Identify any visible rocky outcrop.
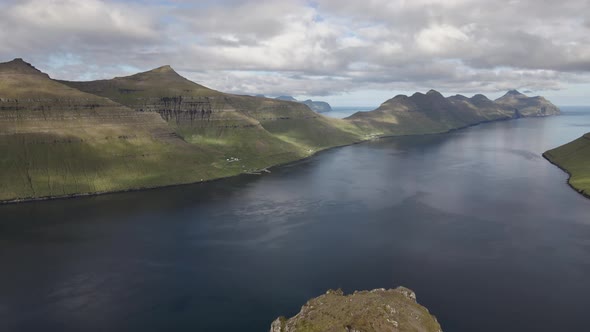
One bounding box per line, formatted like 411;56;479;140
270;287;442;332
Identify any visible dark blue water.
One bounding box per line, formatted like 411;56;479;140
1;107;589;332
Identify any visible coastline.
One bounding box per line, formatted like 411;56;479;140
0;114;555;205
542;153;590;200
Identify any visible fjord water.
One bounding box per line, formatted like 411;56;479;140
1;107;590;332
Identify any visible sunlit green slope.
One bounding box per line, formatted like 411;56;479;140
0;59;233;201
544;133;590;197
61;66;364;165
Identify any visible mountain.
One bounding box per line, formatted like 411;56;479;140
270;287;442;332
301;99;333;113
544;133;590;198
0;58;364;202
61;67;361;164
495;89;561;117
0;58;225;201
275;95;333;113
0;58;563;203
346;89;514;136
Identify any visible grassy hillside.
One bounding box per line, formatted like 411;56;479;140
544;133;590;197
1;59;365;202
61;67;364;164
0;59;238;201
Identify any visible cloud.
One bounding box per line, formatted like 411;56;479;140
0;0;589;100
415;24;470;55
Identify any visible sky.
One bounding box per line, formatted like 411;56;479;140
0;0;589;106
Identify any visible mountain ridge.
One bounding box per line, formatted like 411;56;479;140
0;58;562;203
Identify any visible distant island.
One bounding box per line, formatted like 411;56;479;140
0;58;560;203
270;287;442;332
275;95;334;113
544;133;590;198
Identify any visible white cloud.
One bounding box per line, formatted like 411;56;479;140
415;24;470;54
0;0;589;103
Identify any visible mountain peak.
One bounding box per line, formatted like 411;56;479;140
157;64;173;70
471;94;491;101
150;65;177;74
504;89;526;97
122;64;187;81
0;58;47;76
425;89;445;99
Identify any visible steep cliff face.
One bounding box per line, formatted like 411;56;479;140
495;90;561;117
270;287;442;332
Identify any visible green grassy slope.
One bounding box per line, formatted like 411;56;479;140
61;67;364;163
544;133;590;197
0;59;234;201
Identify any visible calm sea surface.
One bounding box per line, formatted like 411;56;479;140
1;107;589;332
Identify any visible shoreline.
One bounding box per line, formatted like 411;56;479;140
0;114;554;205
542;153;590;200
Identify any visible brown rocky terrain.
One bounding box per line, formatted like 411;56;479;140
270;287;442;332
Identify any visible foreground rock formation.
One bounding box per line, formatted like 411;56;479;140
544;133;590;198
270;287;442;332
